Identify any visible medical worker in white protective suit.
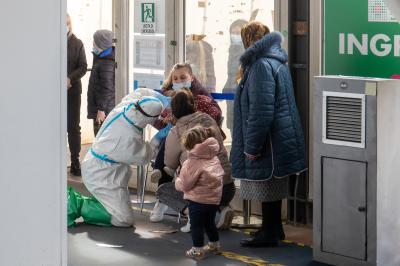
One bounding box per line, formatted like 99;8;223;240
69;88;170;227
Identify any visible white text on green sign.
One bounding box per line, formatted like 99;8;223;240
339;33;400;57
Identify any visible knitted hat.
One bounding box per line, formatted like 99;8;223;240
93;30;114;50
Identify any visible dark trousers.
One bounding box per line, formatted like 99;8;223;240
67;93;81;166
154;138;174;186
261;200;283;239
93;120;103;137
157;182;236;215
188;201;219;247
220;182;236;208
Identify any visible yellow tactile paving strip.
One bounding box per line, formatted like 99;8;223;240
131;205;315;266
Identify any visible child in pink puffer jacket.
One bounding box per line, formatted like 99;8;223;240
175;126;224;260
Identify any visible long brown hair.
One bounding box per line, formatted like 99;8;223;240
241;21;270;49
237;21;271;82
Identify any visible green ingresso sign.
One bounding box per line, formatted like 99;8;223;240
325;0;400;78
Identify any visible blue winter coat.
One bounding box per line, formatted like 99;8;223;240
230;32;306;181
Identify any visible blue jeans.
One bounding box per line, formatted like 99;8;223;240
188;200;219;247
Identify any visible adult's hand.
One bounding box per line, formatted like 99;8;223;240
96;110;106;124
67;77;72;89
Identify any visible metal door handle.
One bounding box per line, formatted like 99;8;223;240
358;207;366;212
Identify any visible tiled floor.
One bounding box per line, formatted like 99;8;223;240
67;144;319;265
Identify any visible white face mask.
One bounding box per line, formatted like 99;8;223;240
231;34;242;44
172;81;192;90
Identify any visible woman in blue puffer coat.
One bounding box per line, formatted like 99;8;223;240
231;22;306;247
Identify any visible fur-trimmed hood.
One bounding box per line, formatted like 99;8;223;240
240;32;287;69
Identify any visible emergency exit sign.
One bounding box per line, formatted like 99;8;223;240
325;0;400;78
141;3;156;34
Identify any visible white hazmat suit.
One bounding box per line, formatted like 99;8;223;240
81;88;164;227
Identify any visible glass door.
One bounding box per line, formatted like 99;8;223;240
132;0;170;91
67;0;113;144
131;0;177;142
184;0;275;144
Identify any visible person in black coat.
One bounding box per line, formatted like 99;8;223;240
67;14;87;176
87;29;116;136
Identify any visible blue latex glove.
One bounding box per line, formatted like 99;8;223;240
154;123;173;140
153;90;171;108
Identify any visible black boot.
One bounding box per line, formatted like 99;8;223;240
276;223;285;240
70;160;81;176
250;226;285;240
241;201;278;247
240;230;278;247
274;200;285;240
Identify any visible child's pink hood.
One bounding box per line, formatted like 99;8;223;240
175;137;224;205
189;137;220;159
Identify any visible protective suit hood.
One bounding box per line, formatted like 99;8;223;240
127;97;163;128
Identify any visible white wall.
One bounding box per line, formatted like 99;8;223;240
0;1;67;265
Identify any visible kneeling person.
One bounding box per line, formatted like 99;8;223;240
68;88;166;227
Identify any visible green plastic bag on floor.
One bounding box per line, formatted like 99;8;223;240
67;187;112;227
68;187;84;227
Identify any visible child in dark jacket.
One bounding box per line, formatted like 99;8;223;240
87;29;116;136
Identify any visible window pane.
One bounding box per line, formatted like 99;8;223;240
185;0;275;144
133;0;166;91
68;0;113;144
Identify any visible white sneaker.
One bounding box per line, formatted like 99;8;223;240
204;241;221;254
216;206;235;230
180;217;191;233
186;247;204;260
150;169;162;183
150;200;168;222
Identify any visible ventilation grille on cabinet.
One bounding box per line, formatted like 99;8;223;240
325;96;362;144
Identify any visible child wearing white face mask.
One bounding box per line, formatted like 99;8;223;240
87;29;116;136
163;63;210;95
149;63;223;224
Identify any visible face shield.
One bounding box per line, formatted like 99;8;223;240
134;97;163;128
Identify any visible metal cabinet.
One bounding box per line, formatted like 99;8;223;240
313;76;400;266
322;158;367;261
